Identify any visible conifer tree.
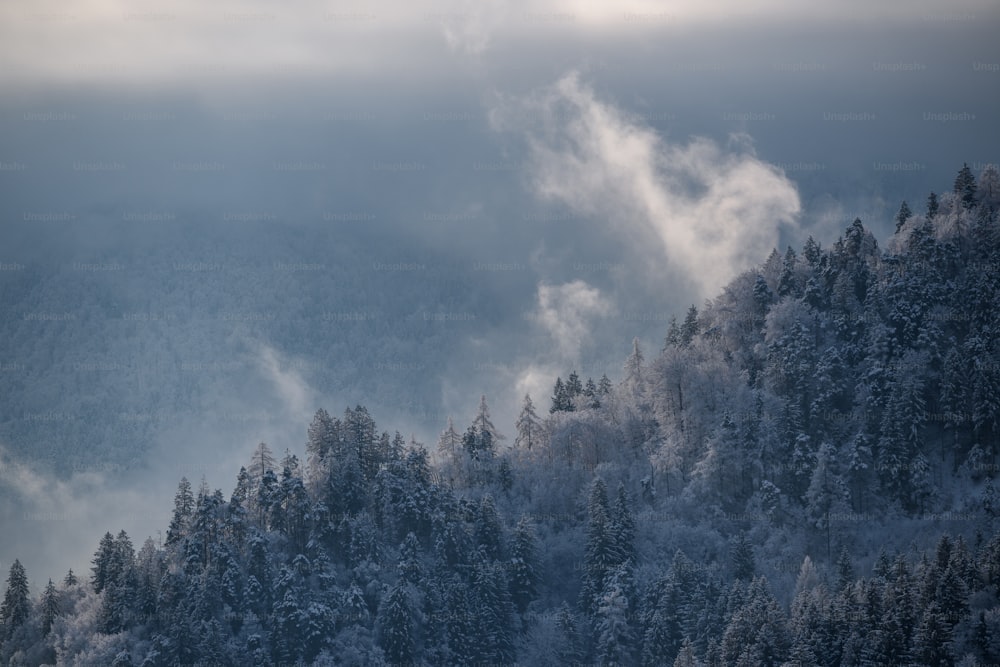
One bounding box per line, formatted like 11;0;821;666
894;200;913;233
0;559;30;641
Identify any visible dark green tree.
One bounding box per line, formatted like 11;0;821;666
0;560;30;641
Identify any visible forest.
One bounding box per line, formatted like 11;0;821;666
2;164;1000;666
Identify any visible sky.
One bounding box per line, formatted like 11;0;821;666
1;0;998;586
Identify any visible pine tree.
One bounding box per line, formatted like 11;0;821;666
894;200;913;233
583;377;601;409
673;637;701;667
913;602;952;666
613;483;637;566
955;162;978;209
554;602;582;664
835;546;854;593
509;516;539;616
595;563;637;665
550;377;574;413
472;549;516;664
731;532;755;581
778;246;799;297
91;531;117;593
566;371;584;400
927;191;939;220
665;315;681;348
165;477;194;546
624;337;645;389
475;494;503;560
515;394;542;451
598;374;613;396
680;306;700;346
804;442;846;560
0;559;30;641
38;579;61;637
63;569;77;587
581;478;616;616
305;408;337;490
380;584;413;665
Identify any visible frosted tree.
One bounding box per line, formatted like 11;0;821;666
472;394;505;443
680;306;700;347
730;532;755;581
305;408;337;491
0;560;30;641
894;200;913;233
250;441;277;482
673;638;701;667
39;578;60;636
581;478;616;617
927;191;939;219
624;337;644;392
595;563;637;665
514;394;542;451
437;416;461;459
955;162;978;209
379;583;414;665
508;515;539;616
804;441;847;559
979;163;1000;208
165;477;194;546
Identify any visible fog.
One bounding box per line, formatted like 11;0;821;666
1;0;998;588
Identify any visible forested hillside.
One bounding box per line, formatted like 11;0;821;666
2;164;1000;666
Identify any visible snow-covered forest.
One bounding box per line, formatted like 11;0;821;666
2;164;1000;666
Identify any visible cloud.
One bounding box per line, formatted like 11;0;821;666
255;343;314;423
4;0;993;85
491;72;802;296
533;279;612;360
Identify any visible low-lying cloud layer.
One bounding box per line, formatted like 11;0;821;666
492;72;802;296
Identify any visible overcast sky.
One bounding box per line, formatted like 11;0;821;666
1;0;998;584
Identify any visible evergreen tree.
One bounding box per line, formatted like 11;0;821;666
165;477;194;546
835;546;854;593
613;483;637;566
894;200;913;233
673;638;701;667
583;377;601;409
913;602;952;666
778;246;799;297
680;305;700;346
474;494;503;560
595;563;637;665
566;371;584;400
550;377;574;413
955;162;978;209
581;478;616;616
624;337;645;390
554;602;582;664
91;531;117;593
665;315;681;348
63;569;77;587
0;559;30;641
379;583;414;665
731;532;755;581
927;191;939;219
509;516;539;616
